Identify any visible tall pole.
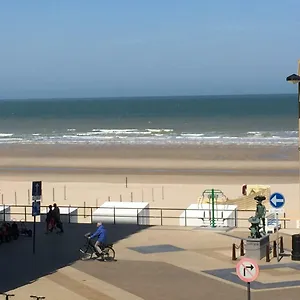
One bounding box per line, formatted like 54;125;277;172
298;60;300;219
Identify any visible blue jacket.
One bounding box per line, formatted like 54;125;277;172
90;225;107;243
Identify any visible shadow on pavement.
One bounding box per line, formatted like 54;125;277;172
0;222;150;292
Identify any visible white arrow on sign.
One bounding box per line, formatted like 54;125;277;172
270;194;284;207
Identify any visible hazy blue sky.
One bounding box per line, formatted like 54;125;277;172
1;0;300;99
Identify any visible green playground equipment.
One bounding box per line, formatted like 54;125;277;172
199;189;227;228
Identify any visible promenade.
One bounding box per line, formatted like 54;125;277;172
1;223;300;299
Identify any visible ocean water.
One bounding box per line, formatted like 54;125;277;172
0;94;297;146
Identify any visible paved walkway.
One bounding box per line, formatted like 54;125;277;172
3;226;300;299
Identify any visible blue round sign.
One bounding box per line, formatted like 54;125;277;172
269;192;285;209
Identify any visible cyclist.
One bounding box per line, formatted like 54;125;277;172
89;222;107;258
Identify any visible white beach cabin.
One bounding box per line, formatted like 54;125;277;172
92;201;150;225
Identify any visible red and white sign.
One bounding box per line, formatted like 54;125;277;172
236;258;259;283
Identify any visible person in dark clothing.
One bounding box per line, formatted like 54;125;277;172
46;205;54;233
89;222;107;257
53;203;64;233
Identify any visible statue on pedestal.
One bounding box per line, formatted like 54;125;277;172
248;195;267;238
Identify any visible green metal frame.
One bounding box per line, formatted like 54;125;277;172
201;189;226;228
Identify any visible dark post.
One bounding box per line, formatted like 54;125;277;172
113;207;116;225
283;212;286;229
25;206;27;222
33;215;36;254
160;209;163;226
247;282;251;300
240;240;245;256
273;240;277;258
136;208;139;225
232;244;237;260
84;201;86;218
184;209;187;226
266;244;270;262
279;236;284;253
131;192;133;202
125;177;128;188
90;207;93;223
68;206;71;223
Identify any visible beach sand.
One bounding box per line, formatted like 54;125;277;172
0;144;298;227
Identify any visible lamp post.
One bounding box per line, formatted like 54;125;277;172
286;60;300;224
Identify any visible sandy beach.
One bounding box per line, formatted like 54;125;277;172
0;144;298;227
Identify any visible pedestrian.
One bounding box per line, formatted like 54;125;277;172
45;205;55;234
53;203;64;233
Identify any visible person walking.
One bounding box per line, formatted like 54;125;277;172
53;203;64;233
45;205;55;233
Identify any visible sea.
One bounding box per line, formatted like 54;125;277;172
0;94;297;147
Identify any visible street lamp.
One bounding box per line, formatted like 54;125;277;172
286;60;300;225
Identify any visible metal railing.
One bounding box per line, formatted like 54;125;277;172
0;204;290;228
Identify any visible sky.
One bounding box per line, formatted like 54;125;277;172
0;0;300;99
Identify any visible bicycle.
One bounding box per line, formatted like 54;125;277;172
30;295;45;299
0;293;15;300
79;233;115;261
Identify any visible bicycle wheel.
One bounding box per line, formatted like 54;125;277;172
79;247;93;261
103;246;115;261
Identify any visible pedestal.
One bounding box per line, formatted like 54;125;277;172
245;235;270;260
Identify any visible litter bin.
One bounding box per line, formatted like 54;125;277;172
291;234;300;261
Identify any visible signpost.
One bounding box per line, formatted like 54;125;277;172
269;192;285;262
32;181;42;254
236;257;260;300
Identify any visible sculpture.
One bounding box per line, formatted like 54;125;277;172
248;195;266;238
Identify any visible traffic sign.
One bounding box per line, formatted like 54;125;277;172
32;200;41;216
236;258;259;283
32;181;42;197
269;192;285;209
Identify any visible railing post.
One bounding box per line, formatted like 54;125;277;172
160;209;163;226
240;240;245;256
83;201;86;218
273;240;277;258
235;209;237;227
232;244;237;260
137;209;139;225
184;209;187;226
25;206;27;222
283;212;286;229
113;207;116;225
280;236;284;254
68;205;71;224
90;207;92;223
266;244;270;262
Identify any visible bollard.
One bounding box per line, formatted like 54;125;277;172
232;243;237;260
240;240;245;256
279;236;284;253
64;185;67;200
52;187;55;202
273;240;277;258
108;196;111;202
266;244;270;262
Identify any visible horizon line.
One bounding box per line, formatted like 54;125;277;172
0;92;296;101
